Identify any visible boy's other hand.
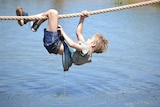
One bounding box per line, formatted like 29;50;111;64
81;10;90;18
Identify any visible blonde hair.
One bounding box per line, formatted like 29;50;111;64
93;33;108;53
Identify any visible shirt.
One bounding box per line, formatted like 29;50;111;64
71;42;92;65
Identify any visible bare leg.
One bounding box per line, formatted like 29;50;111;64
29;9;58;32
16;8;59;32
42;9;59;32
36;9;63;55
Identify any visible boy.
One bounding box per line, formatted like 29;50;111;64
16;7;108;71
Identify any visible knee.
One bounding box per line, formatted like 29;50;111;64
48;9;58;16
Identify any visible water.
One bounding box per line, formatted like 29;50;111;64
0;0;160;107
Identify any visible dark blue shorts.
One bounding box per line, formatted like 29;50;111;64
43;29;62;54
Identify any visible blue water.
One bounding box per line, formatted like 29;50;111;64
0;0;160;107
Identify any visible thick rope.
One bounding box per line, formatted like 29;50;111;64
0;0;160;20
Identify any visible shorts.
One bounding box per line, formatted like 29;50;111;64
43;29;62;54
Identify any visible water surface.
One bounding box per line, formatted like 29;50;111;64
0;0;160;107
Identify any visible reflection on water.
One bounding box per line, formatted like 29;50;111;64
0;0;160;107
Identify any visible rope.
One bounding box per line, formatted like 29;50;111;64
0;0;160;20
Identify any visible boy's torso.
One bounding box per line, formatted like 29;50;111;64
71;42;92;65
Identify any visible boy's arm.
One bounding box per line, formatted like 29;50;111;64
76;17;85;42
59;26;82;51
76;11;90;42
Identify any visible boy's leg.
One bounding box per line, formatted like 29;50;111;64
31;9;58;32
16;7;45;32
42;9;63;54
16;8;59;32
42;9;58;32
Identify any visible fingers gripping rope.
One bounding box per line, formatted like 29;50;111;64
0;0;160;20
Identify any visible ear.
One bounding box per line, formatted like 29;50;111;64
91;41;96;47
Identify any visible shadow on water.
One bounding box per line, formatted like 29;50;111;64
0;0;160;107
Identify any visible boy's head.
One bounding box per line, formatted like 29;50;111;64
88;33;108;53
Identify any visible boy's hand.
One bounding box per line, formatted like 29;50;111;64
57;25;65;41
81;10;90;18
